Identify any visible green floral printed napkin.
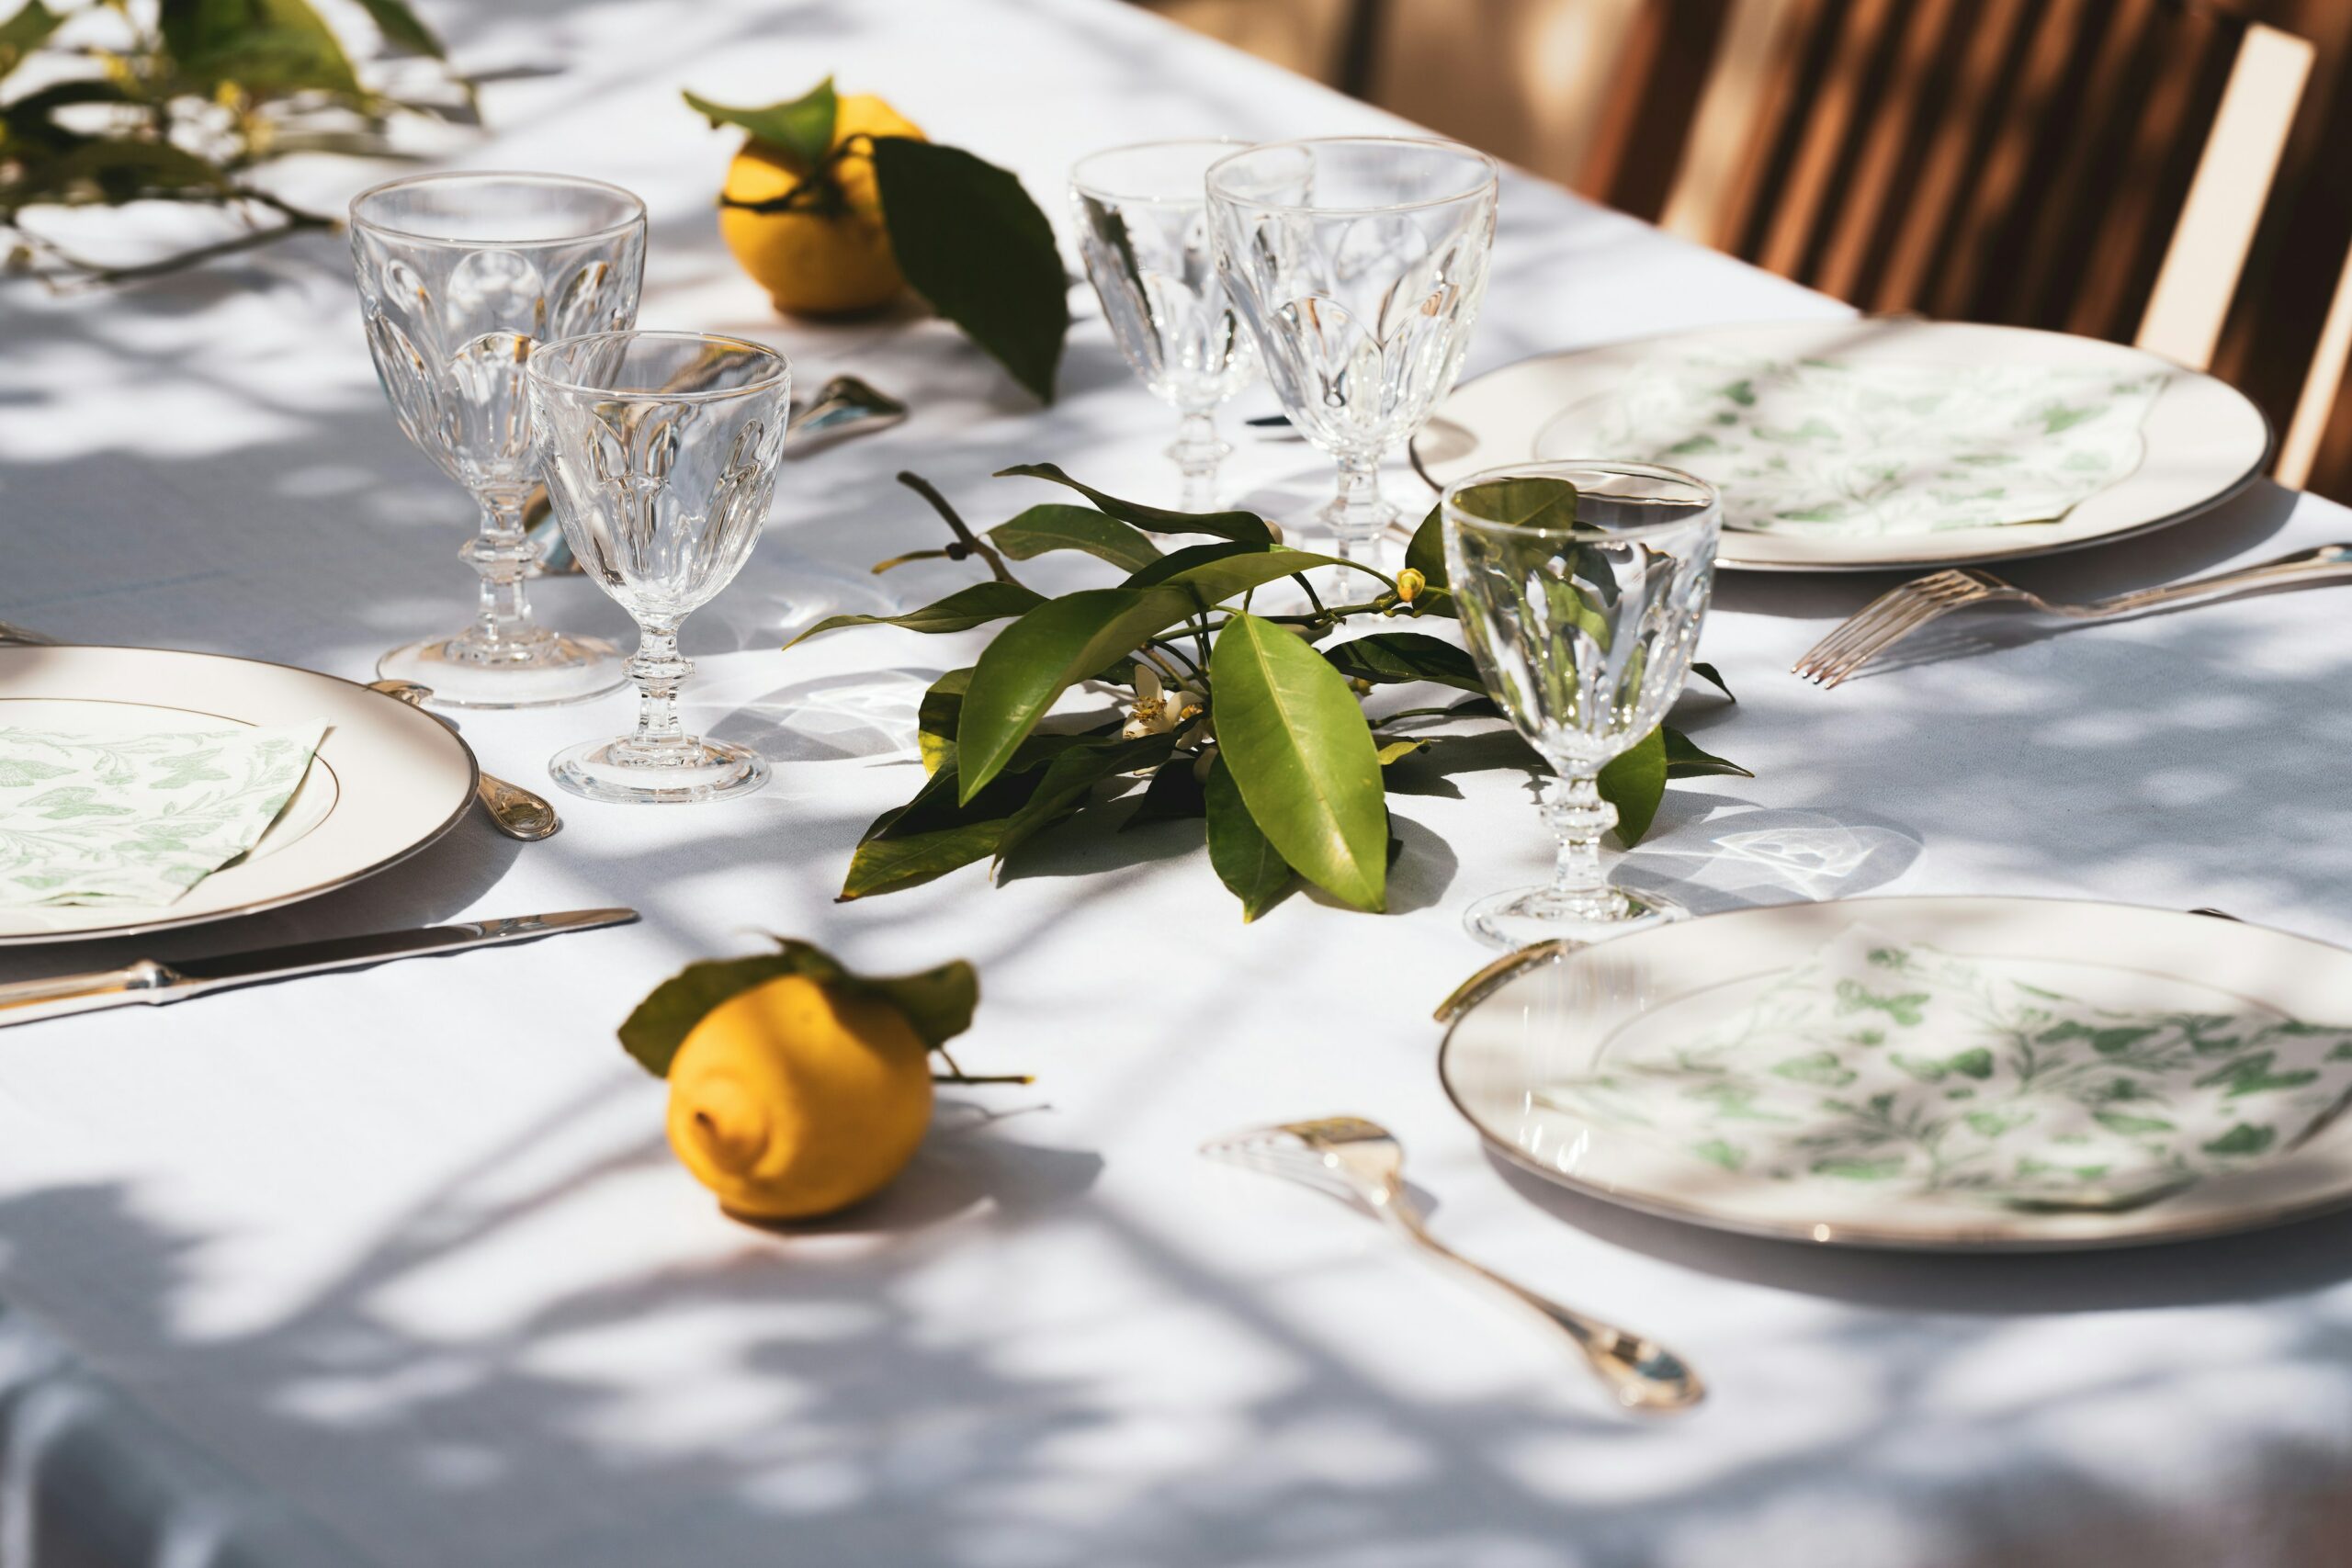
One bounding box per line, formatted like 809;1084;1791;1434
0;721;326;908
1542;927;2352;1209
1550;354;2167;536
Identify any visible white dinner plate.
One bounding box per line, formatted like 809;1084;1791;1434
1440;897;2352;1250
0;647;478;944
1410;320;2272;571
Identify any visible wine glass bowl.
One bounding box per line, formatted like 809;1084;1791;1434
349;171;646;707
526;331;793;806
1070;139;1258;511
1443;461;1721;949
1208;137;1498;551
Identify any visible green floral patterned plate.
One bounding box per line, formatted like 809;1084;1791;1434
1439;897;2352;1249
0;647;477;944
1412;320;2269;572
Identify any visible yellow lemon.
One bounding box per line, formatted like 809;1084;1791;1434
665;973;933;1219
718;94;925;317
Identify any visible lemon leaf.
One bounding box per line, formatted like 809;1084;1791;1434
684;76;836;169
619;937;978;1077
871;136;1068;401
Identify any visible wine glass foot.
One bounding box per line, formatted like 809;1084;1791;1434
1463;883;1685;951
378;631;624;708
548;735;769;806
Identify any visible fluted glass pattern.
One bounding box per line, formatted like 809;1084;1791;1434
1209;138;1497;547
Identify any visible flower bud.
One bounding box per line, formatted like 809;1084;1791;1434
1396;568;1425;603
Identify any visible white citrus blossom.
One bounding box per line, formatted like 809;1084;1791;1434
1122;662;1204;740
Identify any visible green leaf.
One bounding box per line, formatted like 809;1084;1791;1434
785;581;1045;649
1599;725;1668;847
989;504;1162;573
349;0;446;58
1122;540;1260;588
995;732;1174;867
842;821;1005;899
1208;612;1387;912
994;463;1273;546
684;78;836;169
1322;631;1486;694
1451;475;1580;528
1135;546;1360;605
917;667;970;774
0;0;61;81
29;138;231;207
1124;756;1206;829
1690;660;1736;702
1662;726;1752;780
956;586;1196;801
1404;502;1448;589
1374;738;1430;765
1204;754;1295;920
161;0;361;94
871;137;1068;402
617;936;978;1077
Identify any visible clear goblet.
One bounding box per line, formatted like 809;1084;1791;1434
1207;136;1498;556
1442;461;1721;950
526;332;792;806
349;171;646;707
1069;139;1258;511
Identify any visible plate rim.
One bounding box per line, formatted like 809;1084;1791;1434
0;644;480;945
1408;319;2277;574
1436;893;2352;1253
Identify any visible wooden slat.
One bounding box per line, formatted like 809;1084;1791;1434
2005;0;2158;327
2137;21;2314;367
2273;214;2352;487
1756;0;1899;278
1811;0;1961;302
1928;0;2095;321
1870;0;2032;311
1657;0;1815;248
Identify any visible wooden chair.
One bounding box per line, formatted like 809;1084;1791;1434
1648;0;2352;493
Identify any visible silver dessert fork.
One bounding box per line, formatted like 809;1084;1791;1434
1202;1116;1704;1413
1793;542;2352;688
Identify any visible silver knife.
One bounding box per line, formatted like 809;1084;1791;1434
0;908;638;1028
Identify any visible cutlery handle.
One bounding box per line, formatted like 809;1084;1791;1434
1378;1208;1702;1411
2086;544;2352;615
0;960;188;1027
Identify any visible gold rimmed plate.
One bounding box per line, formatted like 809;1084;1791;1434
0;647;478;945
1439;897;2352;1251
1411;320;2271;572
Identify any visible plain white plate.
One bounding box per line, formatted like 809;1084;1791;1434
0;647;478;944
1410;320;2272;571
1440;897;2352;1251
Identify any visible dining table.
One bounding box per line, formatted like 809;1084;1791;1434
5;0;2352;1564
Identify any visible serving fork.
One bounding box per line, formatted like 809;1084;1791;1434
1793;542;2352;687
1202;1116;1703;1413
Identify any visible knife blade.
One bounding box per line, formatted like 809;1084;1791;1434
0;908;638;1028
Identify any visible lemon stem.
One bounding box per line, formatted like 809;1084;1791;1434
897;471;1022;586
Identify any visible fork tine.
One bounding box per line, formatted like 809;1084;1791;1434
1815;587;1973;686
1792;579;1935;679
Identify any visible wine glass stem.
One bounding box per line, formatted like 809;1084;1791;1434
628;619;692;758
1333;451;1388;543
460;492;545;656
1169;410;1230;513
1544;770;1617;903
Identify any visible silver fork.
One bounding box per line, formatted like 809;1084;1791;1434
1793;542;2352;688
1202;1115;1704;1413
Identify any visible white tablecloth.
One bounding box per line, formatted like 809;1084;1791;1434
4;2;2351;1564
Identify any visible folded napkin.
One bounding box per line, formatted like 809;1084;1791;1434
1541;926;2352;1208
1549;352;2166;536
0;721;326;908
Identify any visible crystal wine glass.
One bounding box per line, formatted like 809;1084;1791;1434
1442;461;1721;950
526;332;792;805
1207;137;1498;555
1069;139;1258;511
349;171;646;707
